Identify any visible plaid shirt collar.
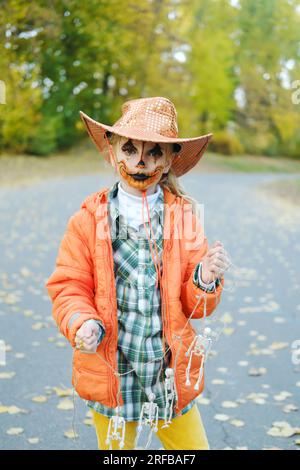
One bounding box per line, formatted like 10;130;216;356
107;180;164;226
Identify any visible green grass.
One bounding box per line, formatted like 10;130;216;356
205;153;300;173
257;177;300;207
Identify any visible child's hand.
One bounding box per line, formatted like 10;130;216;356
201;241;230;284
75;320;100;353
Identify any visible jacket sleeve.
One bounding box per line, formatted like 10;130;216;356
44;209;105;348
180;221;225;320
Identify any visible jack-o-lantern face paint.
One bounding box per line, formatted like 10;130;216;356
109;136;174;193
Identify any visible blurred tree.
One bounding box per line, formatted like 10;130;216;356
235;0;300;156
0;0;300;157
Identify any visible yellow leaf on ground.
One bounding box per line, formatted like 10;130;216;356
214;414;230;422
83;418;93;426
220;313;233;324
222;401;239;409
57;398;74;410
32;395;48;403
6;427;24;435
64;429;78;439
248;367;267;377
0;372;15;379
7;405;27;414
269;342;289;351
274;391;292;402
197;396;210;405
52;387;73;397
28;437;40;444
230;419;245;427
31;322;48;330
283;404;298;413
223;327;235;336
267;421;298;438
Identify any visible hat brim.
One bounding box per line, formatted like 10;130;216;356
79;110;213;177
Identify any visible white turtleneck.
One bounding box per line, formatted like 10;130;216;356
117;181;162;230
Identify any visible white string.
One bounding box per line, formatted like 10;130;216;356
70;252;242;448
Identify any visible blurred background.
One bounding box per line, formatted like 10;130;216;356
0;0;300;451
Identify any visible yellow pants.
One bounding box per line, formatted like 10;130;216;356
91;404;210;450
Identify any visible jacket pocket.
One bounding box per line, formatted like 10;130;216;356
72;366;109;403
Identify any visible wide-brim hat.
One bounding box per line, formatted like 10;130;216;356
79;96;213;177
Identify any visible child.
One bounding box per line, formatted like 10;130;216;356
45;97;229;450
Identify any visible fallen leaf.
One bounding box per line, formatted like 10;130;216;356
32;395;48;403
28;437;39;444
274;391;292;402
267;421;300;438
0;405;27;415
197;396;210;405
214;414;230;422
0;372;15;379
283;404;298;413
64;429;78;439
269;342;289;351
57;398;74;410
248;367;267;377
238;361;249;367
52;387;73;397
6;427;24;435
83;418;93;426
223;327;235;336
15;353;25;359
221;401;239;409
31;322;48;330
220;313;233;324
20;267;32;278
230;419;245;427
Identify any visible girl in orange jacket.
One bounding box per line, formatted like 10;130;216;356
45;97;229;450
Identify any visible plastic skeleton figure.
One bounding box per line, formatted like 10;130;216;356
185;327;213;391
105;406;126;449
134;392;159;449
162;368;177;429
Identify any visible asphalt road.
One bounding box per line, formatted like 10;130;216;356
0;171;299;450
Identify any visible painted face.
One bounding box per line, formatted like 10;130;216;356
109;136;174;192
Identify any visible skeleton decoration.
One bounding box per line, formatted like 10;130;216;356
105;406;126;450
134;392;159;449
162;367;177;429
185;327;213;391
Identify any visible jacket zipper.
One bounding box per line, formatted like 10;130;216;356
162;238;181;413
97;192;116;408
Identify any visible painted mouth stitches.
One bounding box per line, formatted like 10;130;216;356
118;161;164;185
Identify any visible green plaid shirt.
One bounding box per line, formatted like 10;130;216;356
85;181;196;421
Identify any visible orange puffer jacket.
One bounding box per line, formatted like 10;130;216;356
45;185;224;414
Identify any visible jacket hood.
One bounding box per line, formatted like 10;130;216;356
80;187;109;214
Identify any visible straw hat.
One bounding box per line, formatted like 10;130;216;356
79;96;213;177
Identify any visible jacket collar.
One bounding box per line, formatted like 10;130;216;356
107;181;164;226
